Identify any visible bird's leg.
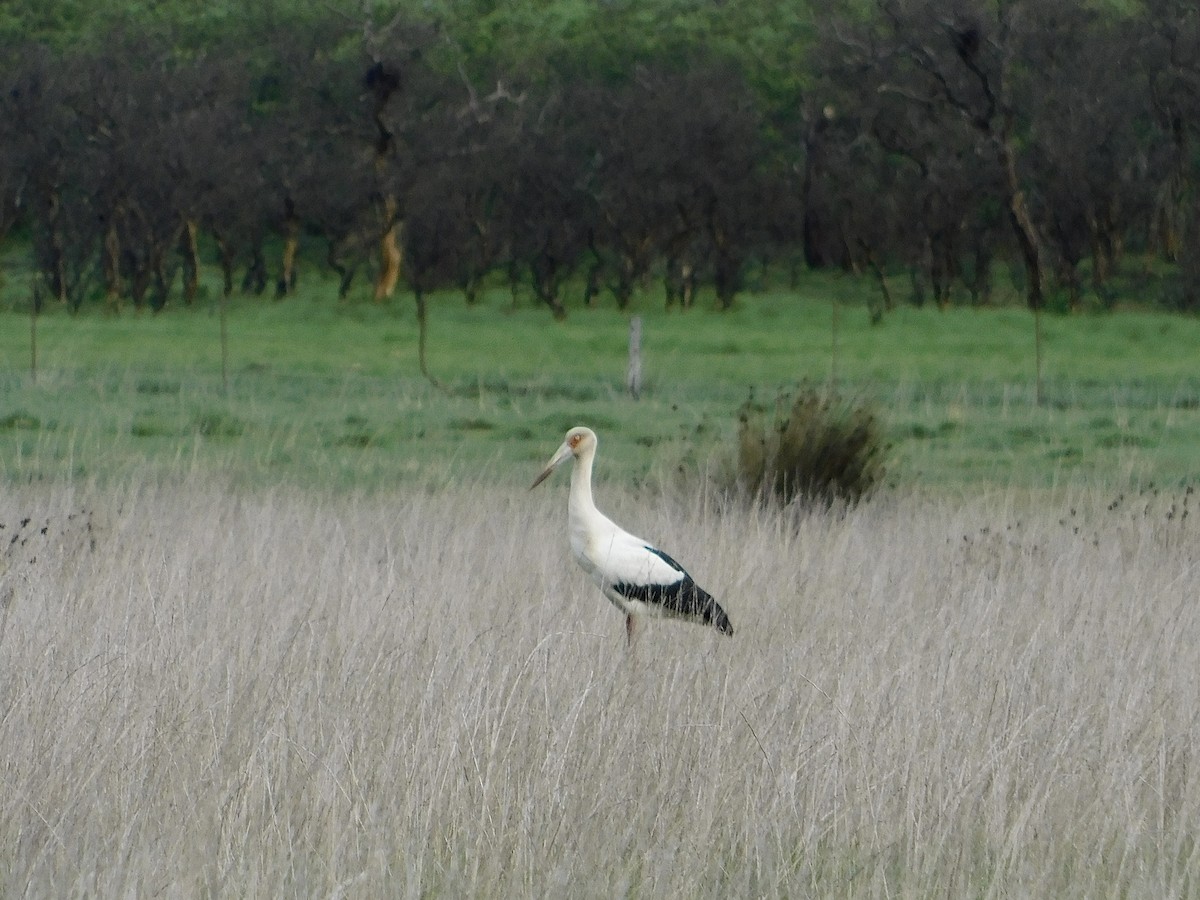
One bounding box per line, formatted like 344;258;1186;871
625;614;639;646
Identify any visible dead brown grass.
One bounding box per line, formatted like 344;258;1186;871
0;477;1197;897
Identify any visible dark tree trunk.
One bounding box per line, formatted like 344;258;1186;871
583;258;602;308
277;206;299;298
242;241;268;295
530;254;567;319
213;233;237;299
373;200;402;302
665;256;697;309
46;191;68;305
665;257;680;309
997;130;1046;311
715;256;740;310
180;219;200;305
614;254;638;310
967;242;993;306
103;219;122;313
858;239;892;324
327;237;358;300
130;254;151;311
460;271;480;306
149;252;172;311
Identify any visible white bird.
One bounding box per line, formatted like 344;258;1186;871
531;425;734;643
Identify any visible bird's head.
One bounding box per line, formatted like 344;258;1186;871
530;426;596;489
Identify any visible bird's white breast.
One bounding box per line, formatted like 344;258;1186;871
568;511;614;580
570;515;681;588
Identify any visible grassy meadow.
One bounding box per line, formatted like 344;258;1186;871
1;270;1200;492
2;270;1200;895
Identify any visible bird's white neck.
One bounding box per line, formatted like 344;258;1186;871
568;449;598;521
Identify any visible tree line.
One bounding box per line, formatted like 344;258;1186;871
0;0;1197;318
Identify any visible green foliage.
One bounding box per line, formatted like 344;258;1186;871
431;0;815;88
0;0;358;53
3;0;1197;319
736;386;885;507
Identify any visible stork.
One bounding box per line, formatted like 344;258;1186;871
531;426;734;643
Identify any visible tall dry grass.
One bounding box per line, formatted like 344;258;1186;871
1;475;1198;897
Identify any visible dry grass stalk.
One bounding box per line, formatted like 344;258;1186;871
0;478;1196;896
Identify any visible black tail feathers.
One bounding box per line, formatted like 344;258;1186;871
705;598;734;636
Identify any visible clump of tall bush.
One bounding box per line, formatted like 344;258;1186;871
735;386;885;507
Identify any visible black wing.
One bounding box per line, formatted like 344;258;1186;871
612;546;734;636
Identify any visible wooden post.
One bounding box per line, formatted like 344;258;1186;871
1034;304;1043;407
830;291;839;389
219;287;230;398
29;280;39;385
627;316;642;400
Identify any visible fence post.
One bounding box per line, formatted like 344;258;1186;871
627;316;642;400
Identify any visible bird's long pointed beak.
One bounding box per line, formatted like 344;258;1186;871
530;442;573;490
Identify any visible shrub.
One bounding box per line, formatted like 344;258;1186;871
735;386;885;507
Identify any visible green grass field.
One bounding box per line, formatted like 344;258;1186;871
2;269;1199;493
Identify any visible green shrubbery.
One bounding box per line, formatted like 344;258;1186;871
735;386;886;507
